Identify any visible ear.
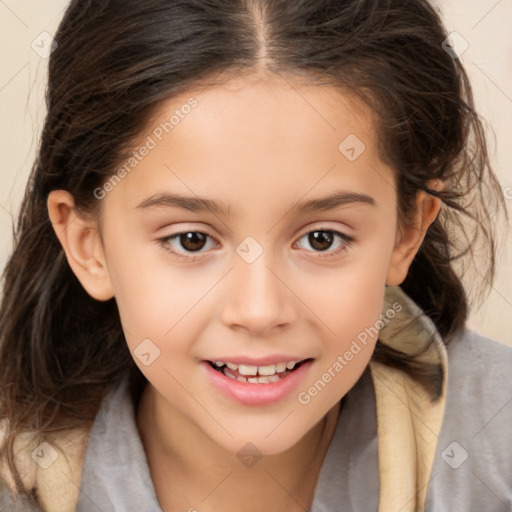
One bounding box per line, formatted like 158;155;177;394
47;190;114;301
386;184;442;286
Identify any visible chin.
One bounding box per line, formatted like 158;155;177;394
206;419;316;459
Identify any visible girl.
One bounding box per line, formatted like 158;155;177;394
1;0;511;511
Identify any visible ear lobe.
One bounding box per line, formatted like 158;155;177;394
47;190;114;301
386;190;442;286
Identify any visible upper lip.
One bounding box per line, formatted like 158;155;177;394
205;356;311;366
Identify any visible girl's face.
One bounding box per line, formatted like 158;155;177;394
94;73;422;454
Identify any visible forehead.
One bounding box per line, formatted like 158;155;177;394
156;72;377;154
108;73;394;210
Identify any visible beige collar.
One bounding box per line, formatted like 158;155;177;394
369;286;448;512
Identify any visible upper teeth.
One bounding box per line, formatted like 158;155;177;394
214;360;299;376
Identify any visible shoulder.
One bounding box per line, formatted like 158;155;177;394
0;416;94;511
0;419;37;495
0;378;129;509
427;333;512;508
443;328;512;417
443;329;512;465
446;328;512;388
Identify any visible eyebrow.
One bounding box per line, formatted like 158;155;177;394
136;193;231;216
290;190;376;214
135;190;376;215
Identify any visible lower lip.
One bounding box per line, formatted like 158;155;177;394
201;360;313;406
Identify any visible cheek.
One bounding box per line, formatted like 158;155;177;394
292;256;387;400
294;250;388;335
102;228;210;348
103;216;176;302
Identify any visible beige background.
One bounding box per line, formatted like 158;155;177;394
1;1;511;344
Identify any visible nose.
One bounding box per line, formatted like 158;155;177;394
220;251;298;336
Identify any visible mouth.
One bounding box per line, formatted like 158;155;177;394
206;358;312;384
202;357;314;406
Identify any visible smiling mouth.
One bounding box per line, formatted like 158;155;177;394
207;359;311;384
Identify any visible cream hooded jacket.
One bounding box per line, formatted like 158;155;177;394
0;286;502;511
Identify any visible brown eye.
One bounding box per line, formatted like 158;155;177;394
179;232;208;251
159;231;218;258
308;231;334;251
295;229;353;256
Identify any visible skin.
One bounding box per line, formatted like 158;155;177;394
48;70;441;511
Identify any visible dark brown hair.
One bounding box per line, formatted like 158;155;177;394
0;0;506;505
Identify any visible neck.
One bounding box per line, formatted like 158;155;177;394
136;382;341;512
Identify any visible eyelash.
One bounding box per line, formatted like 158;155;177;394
157;228;355;261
